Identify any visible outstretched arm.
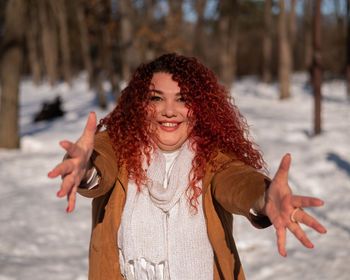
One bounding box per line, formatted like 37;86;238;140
48;112;97;212
263;154;327;257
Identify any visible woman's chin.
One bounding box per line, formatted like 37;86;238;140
154;139;185;151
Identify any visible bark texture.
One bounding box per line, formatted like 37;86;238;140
51;0;72;86
26;0;41;86
278;0;291;99
75;0;94;89
193;0;207;61
38;0;58;86
313;0;323;135
0;0;27;148
304;0;313;71
262;0;272;83
219;0;240;88
289;0;296;71
118;0;133;81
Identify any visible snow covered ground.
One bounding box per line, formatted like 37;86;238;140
0;73;349;280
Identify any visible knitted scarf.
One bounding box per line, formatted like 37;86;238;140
118;141;213;279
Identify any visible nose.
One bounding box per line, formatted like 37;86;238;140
162;100;176;118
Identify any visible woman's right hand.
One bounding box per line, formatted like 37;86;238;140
48;112;97;212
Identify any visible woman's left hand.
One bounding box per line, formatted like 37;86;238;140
264;154;327;257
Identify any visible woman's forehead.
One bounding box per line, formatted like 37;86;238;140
149;72;180;91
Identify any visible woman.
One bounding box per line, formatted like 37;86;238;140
48;53;326;280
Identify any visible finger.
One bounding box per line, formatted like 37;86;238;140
291;195;324;208
292;209;327;234
60;140;84;159
288;223;314;249
273;153;291;183
48;160;74;178
276;228;287;257
81;112;97;144
57;174;75;197
48;168;60;178
66;187;77;212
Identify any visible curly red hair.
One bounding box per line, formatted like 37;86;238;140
98;53;266;211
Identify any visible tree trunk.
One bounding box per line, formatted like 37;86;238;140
278;0;291;99
312;0;322;135
136;0;157;62
335;0;345;33
96;70;107;109
119;0;133;81
26;0;41;86
164;0;184;52
230;10;239;86
51;0;72;86
38;0;58;86
144;1;157;62
193;0;206;60
101;25;118;104
304;0;313;71
262;0;272;83
0;0;27;149
347;0;350;97
219;0;240;89
75;0;94;89
289;0;296;71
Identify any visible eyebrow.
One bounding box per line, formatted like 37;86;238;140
151;89;181;96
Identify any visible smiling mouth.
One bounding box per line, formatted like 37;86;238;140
159;122;180;127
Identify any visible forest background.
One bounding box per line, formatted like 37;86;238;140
0;0;349;148
0;1;350;279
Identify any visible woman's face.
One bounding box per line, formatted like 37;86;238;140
147;72;192;151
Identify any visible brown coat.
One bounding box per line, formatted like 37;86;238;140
78;131;271;280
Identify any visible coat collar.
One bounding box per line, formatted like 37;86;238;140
202;150;237;194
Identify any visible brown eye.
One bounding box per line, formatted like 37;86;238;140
150;96;162;101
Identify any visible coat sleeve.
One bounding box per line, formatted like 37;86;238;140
77;130;119;198
211;158;271;228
